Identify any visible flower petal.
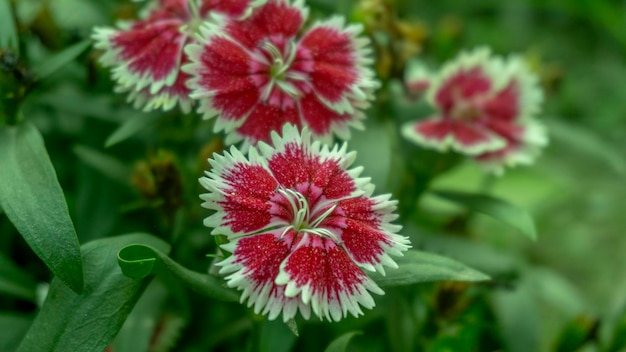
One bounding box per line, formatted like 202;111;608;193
95;18;187;92
299;92;362;142
476;119;548;174
185;35;260;127
402;117;506;155
200;148;278;236
200;0;267;18
222;0;306;50
296;18;376;113
233;103;301;147
264;128;357;201
219;230;310;321
483;80;519;122
323;195;409;274
275;234;383;322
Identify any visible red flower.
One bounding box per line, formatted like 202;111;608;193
402;48;547;173
93;0;264;113
184;0;378;147
200;125;409;322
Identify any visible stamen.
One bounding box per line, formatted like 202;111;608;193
309;203;337;228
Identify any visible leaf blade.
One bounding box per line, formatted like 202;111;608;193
0;123;84;293
432;189;537;240
118;244;239;302
33;40;91;80
0;0;18;53
324;331;362;352
16;233;170;352
370;250;490;287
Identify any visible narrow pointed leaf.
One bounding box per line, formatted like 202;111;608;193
0;122;84;293
324;331;362;352
73;144;131;185
118;244;239;302
33;40;91;80
370;250;490;287
432;190;537;240
0;0;18;52
0;253;38;301
16;233;169;352
105;112;159;148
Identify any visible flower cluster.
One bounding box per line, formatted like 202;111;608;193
92;0;264;113
94;0;378;147
402;48;547;173
200;125;410;322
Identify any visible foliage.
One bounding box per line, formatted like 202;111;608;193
1;0;625;351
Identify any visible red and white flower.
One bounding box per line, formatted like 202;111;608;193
184;0;378;147
402;47;547;173
200;124;409;322
93;0;265;113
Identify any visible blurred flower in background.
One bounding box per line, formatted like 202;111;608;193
92;0;265;113
402;47;547;174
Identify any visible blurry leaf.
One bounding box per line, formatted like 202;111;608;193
554;316;598;352
259;319;298;352
73;144;132;185
432;190;537;240
118;243;239;302
324;331;362;352
606;304;626;352
49;0;107;30
16;233;170;352
491;278;541;352
33;40;91;80
111;280;170;352
105;113;160;147
0;313;32;352
546;119;626;175
369;250;490;287
0;253;37;301
0;0;18;53
0;122;84;294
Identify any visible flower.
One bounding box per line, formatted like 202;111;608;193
92;0;264;113
200;124;410;322
184;0;378;148
402;47;547;173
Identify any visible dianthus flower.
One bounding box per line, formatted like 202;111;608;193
200;124;410;322
184;0;378;147
92;0;264;113
402;48;547;173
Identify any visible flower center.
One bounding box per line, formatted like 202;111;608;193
277;188;339;242
449;89;485;121
259;40;305;102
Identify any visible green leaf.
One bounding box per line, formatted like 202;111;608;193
32;40;91;80
73;144;132;185
324;331;362;352
111;280;171;352
259;319;298;352
432;190;537;241
369;250;490;287
118;244;239;302
0;253;38;301
0;0;18;53
546;119;626;175
105;112;159;148
0;313;32;352
0;122;84;293
16;233;170;352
